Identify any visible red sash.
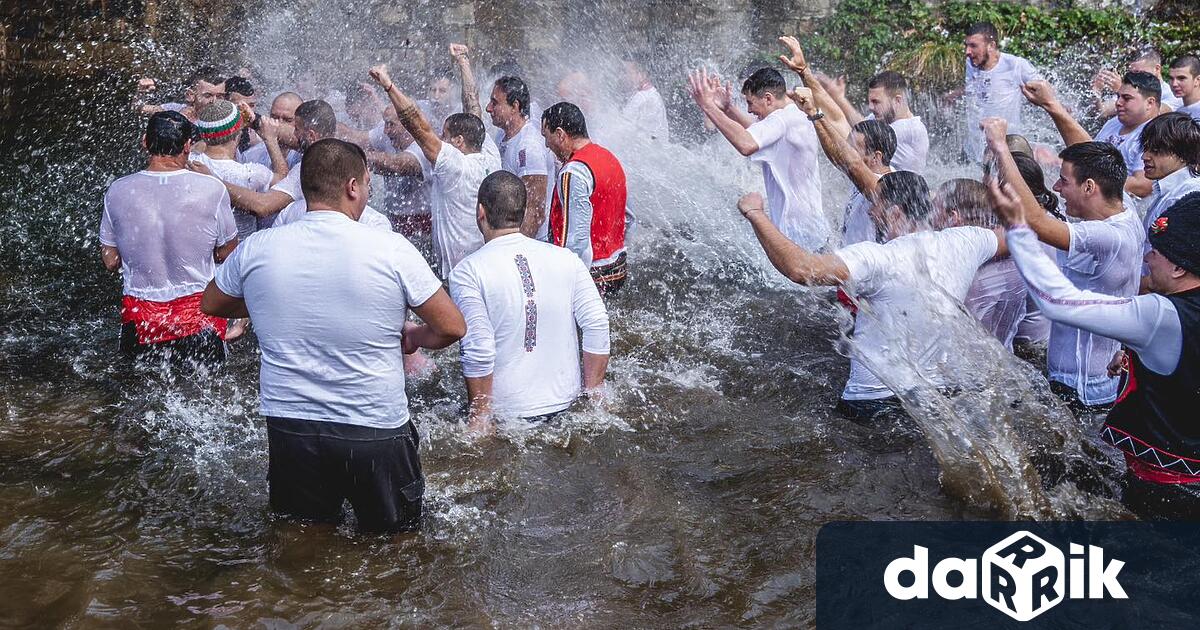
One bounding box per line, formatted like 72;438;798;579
121;293;227;345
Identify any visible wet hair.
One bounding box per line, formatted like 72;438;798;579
853;119;897;166
295;99;337;137
478;171;527;229
1012;152;1062;219
1005;134;1033;156
1134;49;1163;66
225;76;253;97
145;111;195;156
300;138;367;205
867;71;907;95
541;102;589;138
741;68;786;99
443;113;486;151
186;66;224;88
936;179;993;228
878;171;934;222
1170;55;1200;77
494;76;531;118
1140;112;1200;166
967;21;998;42
1123;71;1162;102
489;59;526;78
1058;141;1128;202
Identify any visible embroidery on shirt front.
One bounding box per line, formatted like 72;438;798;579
515;254;537;351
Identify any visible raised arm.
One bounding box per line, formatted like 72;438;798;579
370;64;443;164
818;73;866;126
449;44;481;119
789;87;879;198
1022;80;1092;147
688;67;760;156
366;150;422;177
738;193;849;286
778;36;851;139
981;117;1071;250
253;112;290;184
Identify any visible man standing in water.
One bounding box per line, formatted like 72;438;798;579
542;102;630;296
450;171;610;431
100;112;238;366
961;21;1042;163
764;89;1006;421
688;65;827;250
982;118;1142;412
621;55;670;142
990;180;1200;519
201;138;465;533
819;70;929;173
483;52;556;240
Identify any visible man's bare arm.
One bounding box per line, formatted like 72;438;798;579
1126;170;1154;198
520;174;548;237
1022;81;1091;146
688;68;759;156
450;44;482;119
739;193;849;286
367;150;423;177
790;88;878;198
371;65;443;164
778;36;851;138
981;117;1070;250
200;280;250;319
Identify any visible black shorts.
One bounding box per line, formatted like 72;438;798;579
265;416;425;533
119;322;226;368
836;396;908;424
591;252;628;297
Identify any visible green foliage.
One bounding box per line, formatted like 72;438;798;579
806;0;1197;91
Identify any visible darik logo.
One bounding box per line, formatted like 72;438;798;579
883;530;1128;622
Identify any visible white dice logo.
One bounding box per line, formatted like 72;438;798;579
982;531;1065;621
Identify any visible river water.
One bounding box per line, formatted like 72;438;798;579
0;54;1132;627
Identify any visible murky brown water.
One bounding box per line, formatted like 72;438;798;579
0;70;1127;628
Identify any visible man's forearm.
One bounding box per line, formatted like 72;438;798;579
1126;171;1153;198
265;137;289;182
520;177;547;237
745;210;842;286
829;89;865;126
1043;102;1092;146
367;150;421;176
988;136;1071;250
386;86;441;163
456;58;481;118
703;104;758;156
582;352;608;391
464;374;494;421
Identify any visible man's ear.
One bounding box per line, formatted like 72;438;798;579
141;134;149;151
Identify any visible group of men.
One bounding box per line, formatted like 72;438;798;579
101;25;1200;528
686;25;1200;517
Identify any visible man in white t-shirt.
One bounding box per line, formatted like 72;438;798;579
688;64;827;250
240;92;303;170
137;67;225;120
820;70;929;173
449;172;610;430
962;21;1042;163
190;100;289;240
201;138;466;533
621;56;670;142
983;118;1143;410
1138;113;1200;267
736;170;1005;422
483;53;556;239
1168;56;1200;121
100;111;238;367
370;63;500;278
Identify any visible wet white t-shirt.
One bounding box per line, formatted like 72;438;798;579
239;142;301;170
272;198;393;232
410;141;501;277
1178;102;1200;121
836;226;999;400
965;257;1028;350
888;116;930;173
1094;116;1148;175
495;121;556;239
449;233;610;418
621;86;670;141
99;170;238;301
190;152;273;240
747;103;828;250
964;53;1042;161
216;211;441;428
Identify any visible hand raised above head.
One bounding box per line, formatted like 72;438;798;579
368;64;392;89
787;87;817;116
814;72;846;97
257;115;279;141
449;43;469;59
737;192;766;218
979;116;1009;145
777;35;808;74
1020;80;1058;108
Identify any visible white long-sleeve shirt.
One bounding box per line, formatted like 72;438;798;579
1007;226;1182;374
449;233;610;418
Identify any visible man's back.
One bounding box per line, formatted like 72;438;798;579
100;169;235;301
450;233;609;418
215;211;442;427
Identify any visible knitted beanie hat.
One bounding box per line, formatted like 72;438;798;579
196;100;243;144
1149;191;1200;277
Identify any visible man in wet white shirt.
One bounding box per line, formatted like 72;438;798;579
621;55;670;142
1139;113;1200;264
961;21;1042;163
820;70;929;173
1092;50;1182;118
689;65;827;250
100;111;238;366
450;171;609;430
1168;56;1200;121
201;138;466;533
370;63;500;277
137;67;225;120
483;52;556;240
983;118;1143;411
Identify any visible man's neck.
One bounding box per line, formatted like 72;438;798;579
566;137;592;159
307;203;361;221
503;115;528;140
977;52;1001;72
483;227;521;243
203;142;238;161
1079;199;1125;221
1184;91;1200;107
146;154;188;172
1121;114;1152;134
893;103;914;120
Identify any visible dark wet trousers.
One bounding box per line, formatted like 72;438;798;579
1122;471;1200;521
836;396;908;424
592;252;628;298
1049;380;1113;417
119;322;226;369
265;417;425;534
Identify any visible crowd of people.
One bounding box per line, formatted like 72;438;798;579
101;25;1200;529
